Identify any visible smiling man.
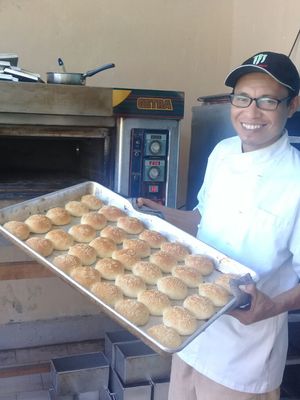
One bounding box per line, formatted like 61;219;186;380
138;51;300;399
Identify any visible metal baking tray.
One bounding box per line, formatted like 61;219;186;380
0;181;258;355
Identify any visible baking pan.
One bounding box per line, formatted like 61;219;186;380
0;181;258;355
151;378;170;400
114;341;171;384
104;330;140;368
109;369;152;400
50;352;109;395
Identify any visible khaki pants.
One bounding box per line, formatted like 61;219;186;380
168;354;280;400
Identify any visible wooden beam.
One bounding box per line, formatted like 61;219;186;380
0;261;55;280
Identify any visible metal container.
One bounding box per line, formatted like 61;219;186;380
0;181;258;355
50;352;109;396
151;378;170;400
114;341;171;385
110;369;152;400
104;330;140;368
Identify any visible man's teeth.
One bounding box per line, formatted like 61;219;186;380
242;123;262;130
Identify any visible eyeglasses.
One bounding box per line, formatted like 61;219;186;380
229;94;291;111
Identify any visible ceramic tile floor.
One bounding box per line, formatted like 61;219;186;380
0;339;104;399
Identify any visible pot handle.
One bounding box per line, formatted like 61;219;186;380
83;63;115;78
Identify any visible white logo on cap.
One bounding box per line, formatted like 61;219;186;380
253;54;267;65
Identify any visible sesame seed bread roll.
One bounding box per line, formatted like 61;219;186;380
46;207;71;226
70;266;101;289
183;294;215;320
160;242;190;261
132;261;162;285
138;229;167;249
80;194;103;210
112;248;140;270
90;281;123;307
157;276;188;300
25;214;52;234
114;299;150;326
172;266;203;288
184;254;215;276
45;229;74;251
3;221;30;240
25;237;53;257
89;237;117;258
68;243;97;265
115;274;146;298
214;273;240;294
53;254;82;274
147;324;182;349
123;238;150;258
95;258;124;280
163;306;197;336
65;201;89;217
81;212;107;230
100;225;127;244
68;224;96;243
198;282;230;307
137;289;170;316
98;205;125;221
149;251;177;273
117;216;144;234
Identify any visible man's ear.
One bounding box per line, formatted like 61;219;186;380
288;96;299;118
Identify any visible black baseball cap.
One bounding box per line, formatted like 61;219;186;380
225;51;300;94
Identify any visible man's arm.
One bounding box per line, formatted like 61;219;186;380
136;198;200;236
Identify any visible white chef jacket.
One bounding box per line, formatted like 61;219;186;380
179;131;300;393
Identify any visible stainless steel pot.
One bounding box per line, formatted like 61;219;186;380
47;63;115;85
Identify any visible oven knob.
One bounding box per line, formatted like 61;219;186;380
149;140;161;154
148;166;160;180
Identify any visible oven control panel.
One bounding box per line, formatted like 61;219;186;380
129;128;169;203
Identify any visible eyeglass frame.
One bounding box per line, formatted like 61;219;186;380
229;93;292;111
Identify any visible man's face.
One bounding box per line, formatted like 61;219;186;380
231;72;298;152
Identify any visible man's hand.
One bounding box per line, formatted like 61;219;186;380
229;284;278;325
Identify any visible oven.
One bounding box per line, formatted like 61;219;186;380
0;83;184;208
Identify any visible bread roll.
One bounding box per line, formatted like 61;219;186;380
70;266;101;288
81;194;103;210
117;216;144;234
157;276;188;300
147;324;182;348
112;248;140;270
95;258;124;280
198;282;230;307
45;229;74;250
25;214;52;234
183;294;215;320
98;205;125;221
123;238;150;258
214;273;240;294
138;229;167;248
65;201;89;217
115;274;146;298
137;289;170;316
184;254;215;276
163;306;197;336
89;237;117;258
172;266;203;288
52;254;82;274
46;207;71;226
68;243;97;265
81;212;107;230
25;237;53;257
132;261;162;285
149;251;177;273
90;281;123;306
100;225;127;244
160;242;190;261
3;221;30;240
114;299;150;326
68;224;96;243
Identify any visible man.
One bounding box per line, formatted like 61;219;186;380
138;51;300;399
